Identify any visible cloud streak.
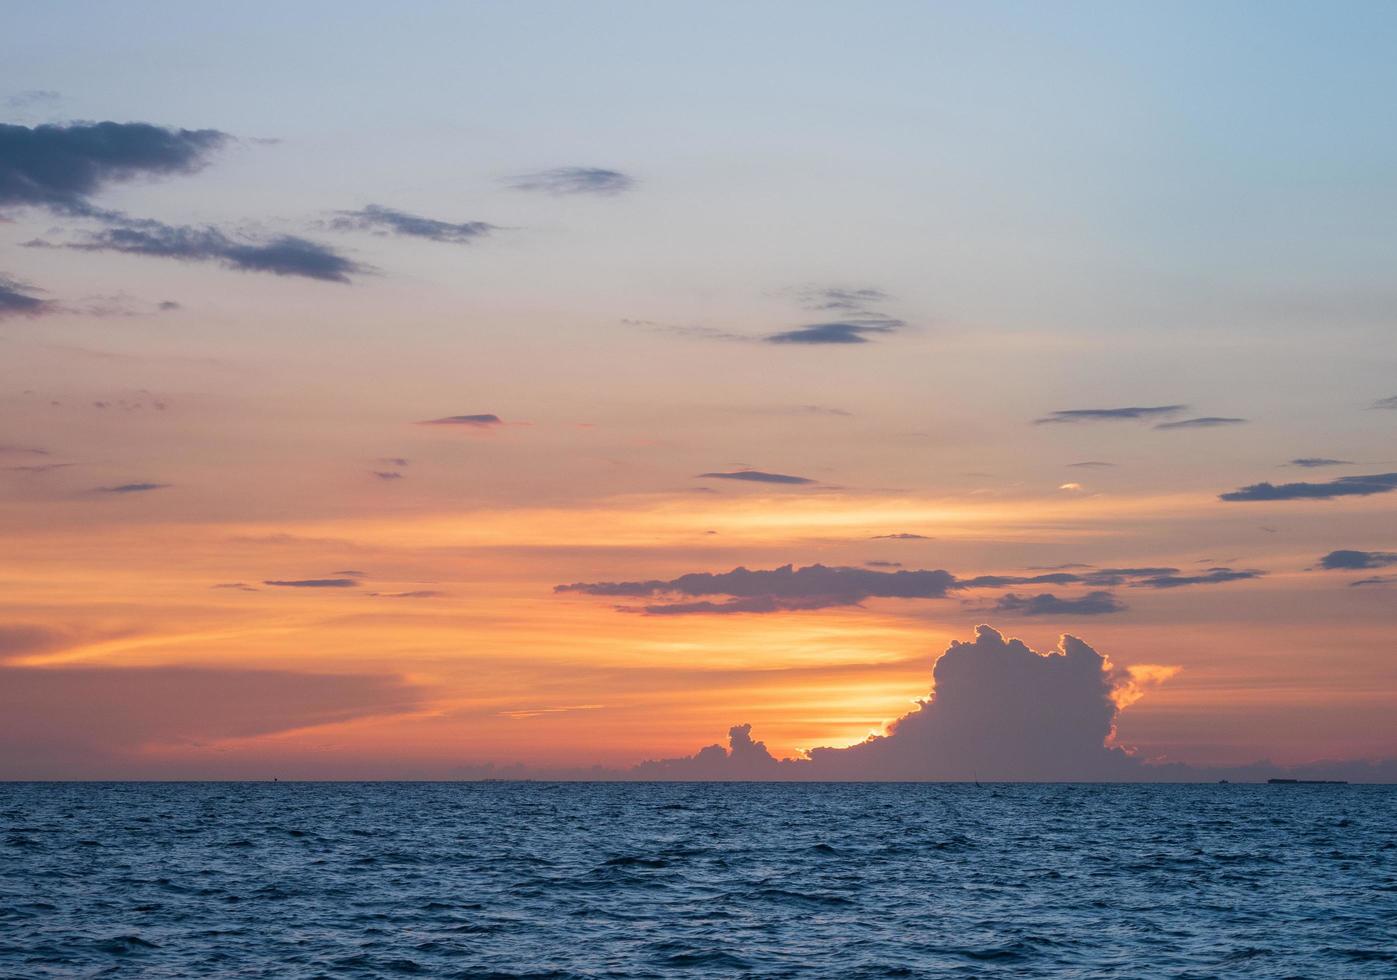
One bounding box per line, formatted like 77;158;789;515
1035;405;1185;424
330;204;496;244
1318;549;1397;570
1220;472;1397;501
1154;416;1247;430
695;469;815;485
505;167;635;196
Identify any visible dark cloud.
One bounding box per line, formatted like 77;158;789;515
1371;395;1397;410
93;482;168;494
0;121;227;213
0;274;52;319
1318;549;1397;570
262;578;358;588
504;166;635;196
636;626;1153;781
1290;458;1352;468
158;300;181;311
0;663;420;777
1154;416;1247;430
865;560;902;568
0;624;69;663
368;590;445;599
871;533;930;540
1220;472;1397;502
765;317;904;345
696;469;815;485
1035;405;1185;424
372;470;403;480
330;204;496;244
1128;568;1262;588
993;591;1125;616
50;220;364;283
416;414;503;427
560;561;1261;616
1068;461;1114;468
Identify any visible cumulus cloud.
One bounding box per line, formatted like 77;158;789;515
93;482;168;494
416;414;503;427
262;578;358;588
330;204;496;244
635;626;1158;781
1154;416;1247;430
992;591;1126;615
1289;458;1351;468
1220;472;1397;501
47;219;365;283
559;562;1261;616
696;469;815;485
0;121;228;213
505;166;635;196
0;274;52;319
1035;405;1185;424
1318;549;1397;570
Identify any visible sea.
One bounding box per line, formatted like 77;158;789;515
1;782;1393;978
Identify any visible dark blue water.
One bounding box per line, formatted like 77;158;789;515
2;783;1393;978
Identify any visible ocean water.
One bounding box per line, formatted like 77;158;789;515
1;783;1393;978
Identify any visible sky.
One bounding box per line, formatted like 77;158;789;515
1;1;1395;779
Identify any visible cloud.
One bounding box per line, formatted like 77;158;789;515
49;219;364;283
416;414;503;427
1220;472;1397;502
636;626;1159;781
560;562;1261;616
797;286;890;312
992;590;1126;616
0;663;420;777
504;166;635;196
212;582;259;592
1153;416;1247;430
4;462;74;474
1128;568;1262;588
0;121;228;213
696;469;815;485
368;590;445;599
865;560;902;568
93;482;168;494
1318;549;1397;570
1068;461;1114;468
0;625;69;663
378;457;409;467
4;90;61;110
1035;405;1185;424
372;470;403;480
1351;575;1397;587
871;533;931;540
765;317;904;345
330;204;496;244
262;578;358;588
0;274;53;319
1290;458;1352;468
1371;395;1397;410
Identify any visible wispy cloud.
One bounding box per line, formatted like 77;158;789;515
1154;416;1247;430
92;482;168;494
1035;405;1185;424
1289;458;1351;468
696;470;816;485
262;578;358;588
416;414;504;428
504;167;635;196
330;204;496;244
1371;395;1397;410
0;274;52;319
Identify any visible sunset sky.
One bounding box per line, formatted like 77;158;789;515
2;2;1394;779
